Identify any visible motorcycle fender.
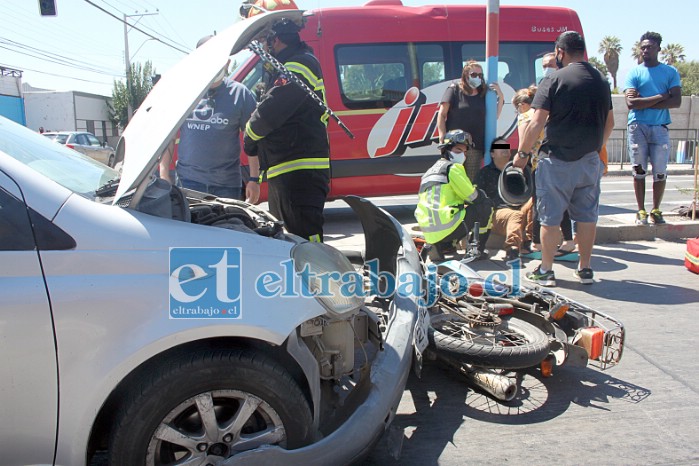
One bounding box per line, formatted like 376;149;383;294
560;342;589;368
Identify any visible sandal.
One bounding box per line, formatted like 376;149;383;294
554;248;579;262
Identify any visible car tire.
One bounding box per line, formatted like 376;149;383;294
108;348;313;465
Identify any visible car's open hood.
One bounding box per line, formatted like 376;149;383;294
113;9;304;207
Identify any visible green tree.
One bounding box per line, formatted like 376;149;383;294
661;43;686;66
598;36;622;90
588;57;609;77
111;61;155;129
631;41;643;64
675;61;699;96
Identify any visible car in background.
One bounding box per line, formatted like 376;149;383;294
43;130;116;167
0;10;424;466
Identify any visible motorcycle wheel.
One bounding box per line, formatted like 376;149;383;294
429;313;550;369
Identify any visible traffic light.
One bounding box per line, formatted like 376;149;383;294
38;0;57;16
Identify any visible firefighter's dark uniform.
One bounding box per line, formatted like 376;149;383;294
244;40;330;242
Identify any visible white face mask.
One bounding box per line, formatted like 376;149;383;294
543;67;555;78
450;151;466;165
468;76;482;88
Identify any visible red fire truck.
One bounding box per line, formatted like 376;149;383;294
233;0;584;199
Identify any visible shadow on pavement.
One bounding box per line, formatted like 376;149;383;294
362;361;650;465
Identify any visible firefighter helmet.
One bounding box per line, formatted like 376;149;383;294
240;0;299;18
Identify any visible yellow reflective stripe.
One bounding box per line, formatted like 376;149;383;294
309;234;322;243
245;121;263;141
267;158;330;178
686;251;699;265
285;62;323;89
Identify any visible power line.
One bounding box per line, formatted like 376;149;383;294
0;37;122;76
82;0;191;55
0;62;116;86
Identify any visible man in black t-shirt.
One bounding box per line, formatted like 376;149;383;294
514;31;614;286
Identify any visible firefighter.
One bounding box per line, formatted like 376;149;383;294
244;18;330;242
415;129;493;260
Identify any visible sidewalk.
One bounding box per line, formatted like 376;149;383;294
582;162;698;244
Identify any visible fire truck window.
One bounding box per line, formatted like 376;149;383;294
459;42;555;90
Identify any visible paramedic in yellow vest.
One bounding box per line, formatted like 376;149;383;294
415;130;494;260
244;18;329;242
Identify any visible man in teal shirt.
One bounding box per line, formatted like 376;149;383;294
624;31;682;225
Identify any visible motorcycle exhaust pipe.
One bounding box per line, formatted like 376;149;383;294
463;367;517;401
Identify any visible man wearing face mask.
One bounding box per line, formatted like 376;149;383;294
244;18;330;242
415;130;494;261
540;52;557;82
514;31;614;286
160;35;259;202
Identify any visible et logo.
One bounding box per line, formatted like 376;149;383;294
169;247;242;319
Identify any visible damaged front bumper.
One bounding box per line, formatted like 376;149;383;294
227;196;423;465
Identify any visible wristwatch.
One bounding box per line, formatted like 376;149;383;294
516;151;532;158
248;176;260;184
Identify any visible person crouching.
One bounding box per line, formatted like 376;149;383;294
415;129;494;261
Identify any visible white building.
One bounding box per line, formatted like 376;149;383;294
23;85;119;147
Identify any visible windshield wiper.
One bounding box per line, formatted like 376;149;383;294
95;178;121;197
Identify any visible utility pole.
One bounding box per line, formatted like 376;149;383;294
123;11;158;123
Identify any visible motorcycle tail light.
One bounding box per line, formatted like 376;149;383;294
550;303;569;320
494;304;514;316
540;354;555;377
577;327;604;360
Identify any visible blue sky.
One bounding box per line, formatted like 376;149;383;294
1;0;695;97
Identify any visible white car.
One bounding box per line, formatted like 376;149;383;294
0;11;424;466
42;131;116;167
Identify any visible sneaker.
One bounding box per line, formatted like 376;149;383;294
574;268;594;284
649;209;666;224
635;209;649;225
526;266;556;286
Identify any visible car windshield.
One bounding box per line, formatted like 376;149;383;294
0;118;119;198
53;134;69;144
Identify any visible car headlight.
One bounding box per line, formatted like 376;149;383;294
291;242;364;317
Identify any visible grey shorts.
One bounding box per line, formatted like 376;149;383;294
535;152;604;226
628;123;670;181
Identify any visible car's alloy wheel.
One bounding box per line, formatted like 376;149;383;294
108;349;313;465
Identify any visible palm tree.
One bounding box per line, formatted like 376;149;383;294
598;36;622;89
631;41;643;64
661;43;686;65
589;57;609;78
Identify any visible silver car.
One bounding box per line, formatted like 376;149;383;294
43;130;116;167
0;10;425;466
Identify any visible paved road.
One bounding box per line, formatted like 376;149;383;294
322;173;697;221
345;239;699;466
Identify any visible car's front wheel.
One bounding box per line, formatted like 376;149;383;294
108;349;313;465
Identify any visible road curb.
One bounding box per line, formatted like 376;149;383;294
595;220;699;243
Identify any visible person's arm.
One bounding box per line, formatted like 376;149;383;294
437;102;449;143
514;109;548;168
649;85;682;109
245;155;261;204
602;108;614;148
448;164;478;203
625;88;672;110
159;138;175;183
490;82;504;118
